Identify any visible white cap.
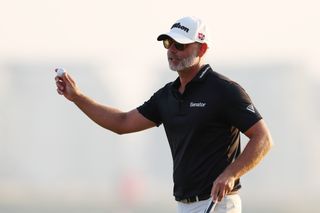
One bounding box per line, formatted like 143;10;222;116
157;16;209;46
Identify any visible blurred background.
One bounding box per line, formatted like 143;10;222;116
0;0;319;212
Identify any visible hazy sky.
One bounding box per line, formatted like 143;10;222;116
0;0;319;75
1;0;319;108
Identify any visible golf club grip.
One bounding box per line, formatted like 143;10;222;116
205;201;214;213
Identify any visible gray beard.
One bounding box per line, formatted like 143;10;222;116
168;51;198;72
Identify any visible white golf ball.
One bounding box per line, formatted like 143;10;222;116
56;68;66;77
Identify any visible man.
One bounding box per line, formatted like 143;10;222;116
55;16;272;213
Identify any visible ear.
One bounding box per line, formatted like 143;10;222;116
198;43;208;57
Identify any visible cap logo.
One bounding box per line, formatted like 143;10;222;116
198;33;205;40
171;22;189;33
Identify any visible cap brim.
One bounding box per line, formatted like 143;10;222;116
157;32;195;44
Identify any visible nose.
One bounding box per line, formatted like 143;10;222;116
168;43;178;53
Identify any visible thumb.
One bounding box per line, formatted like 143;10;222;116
63;72;76;87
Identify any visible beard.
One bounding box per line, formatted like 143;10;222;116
167;50;199;72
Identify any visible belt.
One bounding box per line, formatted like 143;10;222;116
176;191;238;204
176;194;211;204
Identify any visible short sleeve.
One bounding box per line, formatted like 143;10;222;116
224;82;262;132
137;92;163;127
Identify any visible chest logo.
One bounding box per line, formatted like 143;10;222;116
190;102;206;107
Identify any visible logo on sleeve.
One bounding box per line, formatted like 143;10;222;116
246;104;255;113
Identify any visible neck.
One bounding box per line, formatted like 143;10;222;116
177;61;205;93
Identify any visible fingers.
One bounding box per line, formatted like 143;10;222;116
57;88;64;95
54;69;80;102
55;76;66;94
65;73;75;85
58;71;76;89
211;176;235;202
211;183;223;202
54;68;72;93
212;186;226;202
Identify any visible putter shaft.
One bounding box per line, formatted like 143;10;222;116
204;201;215;213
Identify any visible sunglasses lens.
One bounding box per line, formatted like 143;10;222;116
174;43;185;51
163;39;186;51
163;39;172;49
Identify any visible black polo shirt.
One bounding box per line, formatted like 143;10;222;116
137;64;262;200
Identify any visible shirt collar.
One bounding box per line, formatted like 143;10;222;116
192;64;212;82
171;64;212;91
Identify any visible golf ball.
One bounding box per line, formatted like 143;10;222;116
55;68;66;77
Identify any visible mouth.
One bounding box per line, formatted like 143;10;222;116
168;54;179;62
168;57;179;65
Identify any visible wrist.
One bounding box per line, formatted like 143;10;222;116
71;90;84;103
222;167;238;180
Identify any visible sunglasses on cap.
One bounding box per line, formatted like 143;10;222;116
163;39;189;51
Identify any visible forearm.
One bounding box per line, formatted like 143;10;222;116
73;93;127;134
211;120;273;201
224;132;273;180
56;72;155;134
